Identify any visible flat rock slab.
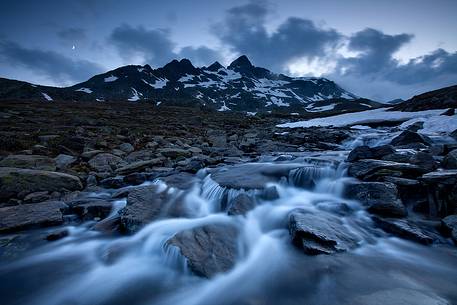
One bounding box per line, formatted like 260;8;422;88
210;163;305;190
115;158;164;175
372;217;437;244
348;159;425;180
167;224;239;278
420;170;457;185
0;167;83;200
0;201;68;233
289;210;359;255
0;154;56;171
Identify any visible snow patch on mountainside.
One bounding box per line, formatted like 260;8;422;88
41;92;53;101
75;87;93;94
128;88;142;101
104;75;118;82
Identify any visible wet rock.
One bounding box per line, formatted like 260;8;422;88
158;148;192;159
54;154;77;170
120;185;168;234
0;154;56;171
68;198;113;221
347;146;372;162
99;177;126;189
441;108;455;116
119;143;134;153
92;216;121;233
450;129;457;140
0;167;83;200
88;153;123;173
81;150;104;160
345;182;406;217
125;150;155;163
441;215;457;243
158;172;197;190
443;149;457;169
289;210;359;255
167;224;239;278
0;201;68;233
206;130;227;147
406;121;424;132
227;194;255;215
409;151;438;172
23;191;51;203
123;172;148;185
210;163;304;190
372;217;436;244
348;159;425;180
390;130;432;147
259;185;280;200
347;145;396;162
46;229;69;241
115;158;164;175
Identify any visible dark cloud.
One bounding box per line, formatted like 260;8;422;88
178;46;222;66
342;28;413;75
57;28;87;43
330;28;457;100
0;39;102;83
109;24;176;66
215;0;343;70
109;24;222;67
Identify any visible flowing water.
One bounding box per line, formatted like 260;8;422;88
1;129;457;305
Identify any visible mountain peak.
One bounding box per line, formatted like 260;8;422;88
207;61;224;71
162;58;198;76
228;55;253;69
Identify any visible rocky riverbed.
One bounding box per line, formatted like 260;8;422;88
1;101;457;305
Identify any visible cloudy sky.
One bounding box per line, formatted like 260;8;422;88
0;0;456;101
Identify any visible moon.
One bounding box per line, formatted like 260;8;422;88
72;45;76;50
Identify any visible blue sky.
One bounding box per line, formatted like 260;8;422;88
0;0;456;101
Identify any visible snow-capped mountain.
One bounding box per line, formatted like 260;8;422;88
0;55;380;113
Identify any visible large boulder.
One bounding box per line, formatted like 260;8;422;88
0;154;56;171
0;201;68;233
88;153;123;172
348;159;425;180
390;130;432;147
344;182;406;217
420;170;457;217
443;149;457;169
206;130;227;147
68;198;113;221
289;211;359;255
0;167;83;200
167;224;239;278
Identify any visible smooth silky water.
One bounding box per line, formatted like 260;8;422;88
1;130;457;305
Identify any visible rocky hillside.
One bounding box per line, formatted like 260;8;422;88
0;55;382;113
392;84;457;111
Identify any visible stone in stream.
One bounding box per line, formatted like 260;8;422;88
227;193;256;215
441;215;457;243
347;159;426;180
0;167;83;200
0;201;68;233
344;182;406;217
288;211;359;255
390;130;433;147
119;185;186;234
372;217;437;244
115;158;164;175
167;224;239;278
158;148;192;159
0;154;56;171
210;163;305;190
